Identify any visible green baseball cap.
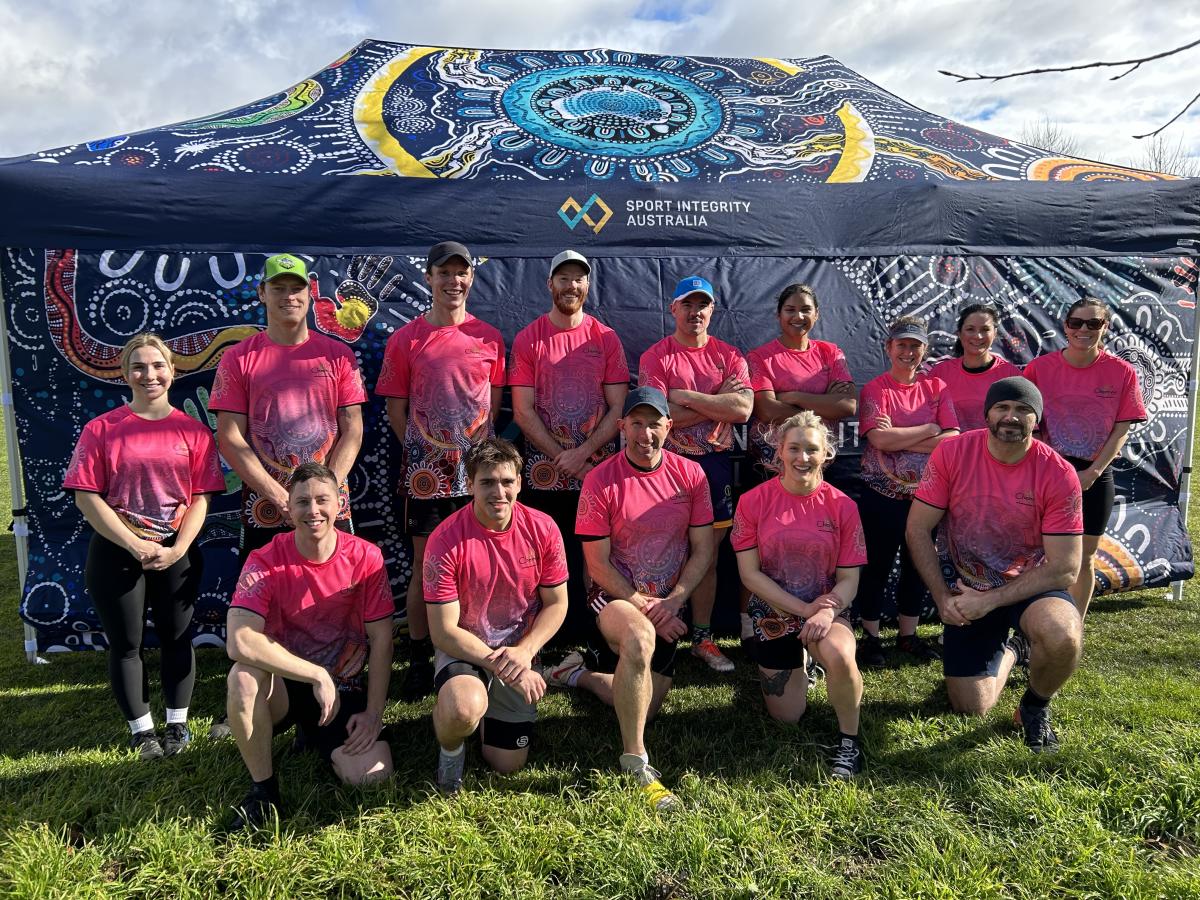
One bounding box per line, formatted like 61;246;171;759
262;253;309;283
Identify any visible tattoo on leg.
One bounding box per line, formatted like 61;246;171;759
759;669;792;697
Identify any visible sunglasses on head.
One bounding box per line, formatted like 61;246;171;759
1066;316;1106;331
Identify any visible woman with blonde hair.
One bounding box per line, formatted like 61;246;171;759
732;410;867;778
64;334;226;758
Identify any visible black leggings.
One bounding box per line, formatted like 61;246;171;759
855;489;928;623
86;533;202;721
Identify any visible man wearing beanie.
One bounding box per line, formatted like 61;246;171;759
905;377;1084;752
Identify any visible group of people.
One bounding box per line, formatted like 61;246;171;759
63;241;1146;829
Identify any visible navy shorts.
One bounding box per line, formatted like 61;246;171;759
275;678;368;762
942;589;1076;678
695;451;734;527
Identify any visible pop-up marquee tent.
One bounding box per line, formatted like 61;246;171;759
1;40;1197;657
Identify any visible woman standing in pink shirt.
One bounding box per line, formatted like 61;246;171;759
63;334;226;760
1023;298;1147;618
855;317;960;667
930;304;1022;432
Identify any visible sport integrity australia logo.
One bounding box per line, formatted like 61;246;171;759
558;194;613;234
558;193;753;234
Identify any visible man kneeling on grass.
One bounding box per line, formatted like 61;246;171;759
906;378;1084;752
225;463;394;830
424;438;569;794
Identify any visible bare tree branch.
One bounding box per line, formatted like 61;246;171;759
941;36;1200;140
938;36;1200;83
1133;87;1200;140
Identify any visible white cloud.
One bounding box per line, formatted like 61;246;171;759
1;0;1196;170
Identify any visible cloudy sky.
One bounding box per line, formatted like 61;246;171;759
1;0;1197;171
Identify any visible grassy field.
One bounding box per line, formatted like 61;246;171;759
0;427;1198;899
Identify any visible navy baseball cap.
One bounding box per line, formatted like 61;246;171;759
622;386;670;418
672;275;715;303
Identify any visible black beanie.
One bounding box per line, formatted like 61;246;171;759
984;376;1043;423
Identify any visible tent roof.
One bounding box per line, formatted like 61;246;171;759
2;40;1177;184
1;41;1196;257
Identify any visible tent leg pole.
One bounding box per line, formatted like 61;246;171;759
0;267;43;663
1171;291;1200;602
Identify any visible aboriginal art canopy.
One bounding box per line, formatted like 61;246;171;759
1;40;1197;650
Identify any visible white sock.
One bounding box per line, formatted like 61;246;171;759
440;743;465;757
740;613;754;639
128;713;154;735
619;751;650;772
165;707;188;725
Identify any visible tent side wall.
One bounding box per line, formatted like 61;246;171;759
2;174;1196;650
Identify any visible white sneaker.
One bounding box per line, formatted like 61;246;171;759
541;650;587;687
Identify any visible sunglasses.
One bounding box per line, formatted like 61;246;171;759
1066;317;1106;331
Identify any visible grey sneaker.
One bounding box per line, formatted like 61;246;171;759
130;729;164;761
436;747;466;795
541;650;587;688
623;758;680;813
805;651;825;682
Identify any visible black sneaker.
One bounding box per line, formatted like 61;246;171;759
162;723;191;757
830;736;864;779
1018;703;1060;753
401;659;435;702
1006;631;1031;669
896;633;941;662
856;633;885;669
208;715;233;740
229;787;283;832
130;729;164;761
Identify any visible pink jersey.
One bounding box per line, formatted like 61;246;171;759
638;335;750;455
859;373;959;499
1023;349;1146;461
376;314;505;499
746;337;853;459
576;450;713;597
929;356;1023;432
916;429;1083;591
231;531;393;688
509;313;629;491
732;478;866;599
210;330;366;524
423;502;568;648
64;406;226;541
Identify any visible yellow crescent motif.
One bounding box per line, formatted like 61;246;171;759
354;46;448;177
827;102;875;183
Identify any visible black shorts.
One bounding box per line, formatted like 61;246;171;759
586;587;678;678
275;678;368;762
695;451;734;527
432;656;536;751
1064;457;1115;537
942;589;1075;678
405;495;470;536
750;595;851;670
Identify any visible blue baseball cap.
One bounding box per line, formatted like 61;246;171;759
672;275;716;303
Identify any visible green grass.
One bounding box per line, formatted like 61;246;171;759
1;426;1199;898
